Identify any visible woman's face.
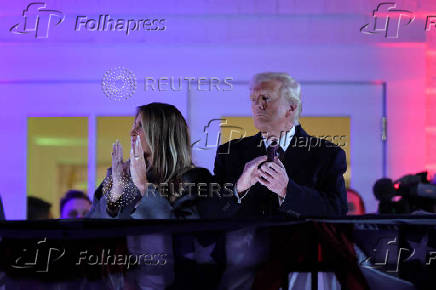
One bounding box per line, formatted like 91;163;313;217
130;114;152;165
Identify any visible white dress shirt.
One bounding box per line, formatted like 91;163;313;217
262;126;295;152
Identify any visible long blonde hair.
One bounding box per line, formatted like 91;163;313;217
136;103;193;185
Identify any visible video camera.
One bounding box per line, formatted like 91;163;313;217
373;172;436;214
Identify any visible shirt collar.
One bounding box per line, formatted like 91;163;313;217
262;126;295;152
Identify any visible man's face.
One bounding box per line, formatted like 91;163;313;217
250;80;296;135
60;198;91;219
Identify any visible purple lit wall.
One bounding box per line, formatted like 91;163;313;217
0;0;433;218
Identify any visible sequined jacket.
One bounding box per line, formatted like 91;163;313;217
87;162;214;220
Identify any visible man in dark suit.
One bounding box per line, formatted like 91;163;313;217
214;72;347;217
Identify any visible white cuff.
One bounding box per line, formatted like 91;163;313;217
233;184;249;204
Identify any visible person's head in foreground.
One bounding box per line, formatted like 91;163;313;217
250;72;302;137
27;196;52;220
60;190;91;219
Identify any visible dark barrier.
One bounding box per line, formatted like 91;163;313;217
0;216;435;289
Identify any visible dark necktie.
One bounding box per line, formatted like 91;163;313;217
264;142;286;212
267;140;285;163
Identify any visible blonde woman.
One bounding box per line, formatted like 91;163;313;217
88;102;214;290
89;102;212;219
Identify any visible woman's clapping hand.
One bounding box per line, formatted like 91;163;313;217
130;135;148;194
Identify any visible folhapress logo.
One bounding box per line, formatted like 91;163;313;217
10;2;65;39
10;2;167;39
360;2;415;38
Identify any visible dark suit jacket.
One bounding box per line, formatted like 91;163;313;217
214;125;347;217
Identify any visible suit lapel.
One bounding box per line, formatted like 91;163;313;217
245;132;266;160
283;125;311;176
